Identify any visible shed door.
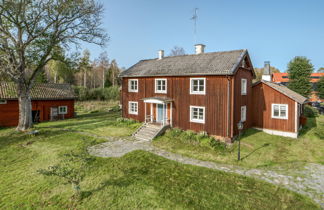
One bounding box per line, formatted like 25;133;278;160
50;107;58;120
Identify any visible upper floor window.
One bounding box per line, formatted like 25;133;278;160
0;99;7;104
190;106;205;123
190;78;206;95
155;79;167;93
241;106;246;122
128;101;138;115
272;104;288;119
241;78;247;95
58;106;68;114
128;79;138;92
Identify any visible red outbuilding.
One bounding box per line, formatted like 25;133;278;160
0;83;75;127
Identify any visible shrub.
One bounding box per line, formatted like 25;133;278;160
303;105;319;117
115;118;137;126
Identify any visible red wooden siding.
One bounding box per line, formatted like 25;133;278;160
232;67;254;136
252;83;296;132
121;75;232;138
0;100;74;127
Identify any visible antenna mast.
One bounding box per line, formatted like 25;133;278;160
191;8;198;44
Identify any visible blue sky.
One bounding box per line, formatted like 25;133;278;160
83;0;324;72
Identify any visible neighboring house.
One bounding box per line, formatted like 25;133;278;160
120;45;307;141
272;72;324;102
0;83;75;127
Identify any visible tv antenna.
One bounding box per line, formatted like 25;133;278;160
191;8;198;43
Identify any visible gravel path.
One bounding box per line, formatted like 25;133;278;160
88;137;324;208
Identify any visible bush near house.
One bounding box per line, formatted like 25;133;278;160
303;104;319;117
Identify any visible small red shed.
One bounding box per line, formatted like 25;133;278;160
0;83;75;127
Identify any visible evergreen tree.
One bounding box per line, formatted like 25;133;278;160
287;57;313;97
317;76;324;99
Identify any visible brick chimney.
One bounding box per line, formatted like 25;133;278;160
195;44;205;55
262;61;272;82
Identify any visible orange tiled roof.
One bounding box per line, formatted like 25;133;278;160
272;73;324;83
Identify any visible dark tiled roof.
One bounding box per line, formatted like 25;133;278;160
254;80;307;104
0;83;75;100
120;49;247;77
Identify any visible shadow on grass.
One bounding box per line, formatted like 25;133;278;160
299;117;317;137
241;143;270;161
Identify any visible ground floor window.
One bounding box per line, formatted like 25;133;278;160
0;99;7;104
272;104;288;119
190;106;205;123
58;106;68;114
129;101;138;115
241;106;246;122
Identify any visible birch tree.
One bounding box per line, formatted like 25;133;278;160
0;0;107;131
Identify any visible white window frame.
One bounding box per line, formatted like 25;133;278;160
128;101;138;115
190;105;205;124
190;78;206;95
155;78;167;93
241;78;247;95
241;106;246;122
128;79;138;92
58;106;68;114
0;99;7;104
271;104;288;119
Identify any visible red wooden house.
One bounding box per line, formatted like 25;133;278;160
0;83;75;127
120;45;307;142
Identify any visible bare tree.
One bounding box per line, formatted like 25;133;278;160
98;52;109;88
169;46;186;56
0;0;108;131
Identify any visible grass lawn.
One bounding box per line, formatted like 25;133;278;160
153;116;324;169
0;106;320;209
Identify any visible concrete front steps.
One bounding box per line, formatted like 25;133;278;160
133;123;169;141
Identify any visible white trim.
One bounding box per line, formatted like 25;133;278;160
271;104;288;119
190;78;206;95
254;127;298;138
58;106;68;114
190;105;205;124
241;78;247;95
143;99;166;104
150;103;153;122
241;105;246;122
155;78;167;94
0;99;7;104
295;102;298;133
128;101;138;115
128;79;138;92
170;102;173;127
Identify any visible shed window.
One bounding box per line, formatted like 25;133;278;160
190;106;205;123
0;99;7;104
272;104;288;119
241;79;247;95
129;101;138;115
58;106;68;114
241;106;246;122
128;79;138;92
155;79;167;93
190;78;206;94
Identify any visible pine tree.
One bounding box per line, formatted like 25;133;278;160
287;57;313;97
317;76;324;99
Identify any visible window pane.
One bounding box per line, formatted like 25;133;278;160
280;106;286;117
273;105;279;116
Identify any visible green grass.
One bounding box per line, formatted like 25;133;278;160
0;108;320;209
153;116;324;169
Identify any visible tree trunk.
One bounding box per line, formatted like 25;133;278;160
84;71;87;88
102;68;105;88
16;82;33;131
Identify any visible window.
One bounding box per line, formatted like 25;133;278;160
272;104;288;119
241;106;246;122
0;99;7;104
128;79;138;92
58;106;68;114
190;78;206;94
128;101;138;115
155;79;167;93
190;106;205;123
241;78;247;95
